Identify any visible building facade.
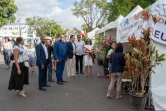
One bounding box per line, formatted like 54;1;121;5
0;23;36;38
66;28;80;40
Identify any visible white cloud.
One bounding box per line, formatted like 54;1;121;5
14;0;84;30
46;6;84;29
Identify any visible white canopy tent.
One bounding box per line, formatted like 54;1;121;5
116;5;143;43
96;15;124;35
96;22;113;35
87;28;99;44
95;15;124;43
149;0;166;110
104;15;124;31
116;5;143;52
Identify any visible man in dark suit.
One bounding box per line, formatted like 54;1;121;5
36;37;51;91
66;35;76;78
53;34;67;85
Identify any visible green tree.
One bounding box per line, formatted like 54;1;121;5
26;16;64;38
97;23;105;28
0;0;18;27
47;23;65;38
107;0;156;22
72;0;109;32
81;23;88;30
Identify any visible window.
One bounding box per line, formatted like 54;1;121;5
15;27;18;30
3;27;7;30
9;27;12;30
21;27;25;30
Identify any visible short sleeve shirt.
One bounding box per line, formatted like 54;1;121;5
13;45;24;63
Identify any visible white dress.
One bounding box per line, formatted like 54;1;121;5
84;45;93;66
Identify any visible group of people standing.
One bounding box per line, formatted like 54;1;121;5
5;34;94;97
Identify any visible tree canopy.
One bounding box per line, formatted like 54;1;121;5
107;0;156;22
26;16;65;38
72;0;109;32
0;0;18;27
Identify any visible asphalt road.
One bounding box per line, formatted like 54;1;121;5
0;54;137;111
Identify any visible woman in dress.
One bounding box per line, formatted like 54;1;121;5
1;37;12;69
84;38;95;77
8;37;29;97
106;43;125;99
28;43;36;75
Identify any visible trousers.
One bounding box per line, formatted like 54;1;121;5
48;59;53;79
67;55;76;77
38;63;48;88
108;73;122;95
75;55;84;73
56;60;65;82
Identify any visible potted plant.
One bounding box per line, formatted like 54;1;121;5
125;28;165;110
94;35;106;65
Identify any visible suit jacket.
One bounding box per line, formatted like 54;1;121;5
35;43;47;66
66;41;76;59
53;40;67;62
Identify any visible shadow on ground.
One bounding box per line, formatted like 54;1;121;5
0;61;138;111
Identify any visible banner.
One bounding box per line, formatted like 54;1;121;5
117;10;150;43
117;3;166;46
150;3;166;45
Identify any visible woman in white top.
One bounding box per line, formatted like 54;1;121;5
28;43;36;75
8;37;29;97
84;38;95;77
1;37;13;69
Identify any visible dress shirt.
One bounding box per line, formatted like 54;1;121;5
72;41;76;53
75;40;84;55
41;43;48;59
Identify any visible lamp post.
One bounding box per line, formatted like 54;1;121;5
17;18;21;37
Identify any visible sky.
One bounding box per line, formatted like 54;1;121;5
15;0;111;30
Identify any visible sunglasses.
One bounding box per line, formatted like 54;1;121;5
87;41;90;42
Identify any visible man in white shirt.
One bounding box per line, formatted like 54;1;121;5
66;35;77;78
75;35;85;74
36;37;51;91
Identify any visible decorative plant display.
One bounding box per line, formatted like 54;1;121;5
94;35;107;61
124;10;166;97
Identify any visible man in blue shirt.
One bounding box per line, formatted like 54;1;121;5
53;34;67;85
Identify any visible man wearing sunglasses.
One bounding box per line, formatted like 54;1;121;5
74;35;85;74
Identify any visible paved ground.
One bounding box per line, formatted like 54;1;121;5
0;54;137;111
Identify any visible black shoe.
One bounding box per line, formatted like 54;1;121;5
39;87;47;91
80;72;84;74
76;72;79;74
61;80;67;83
57;81;64;85
43;84;51;87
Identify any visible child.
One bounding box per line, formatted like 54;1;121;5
28;43;36;75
